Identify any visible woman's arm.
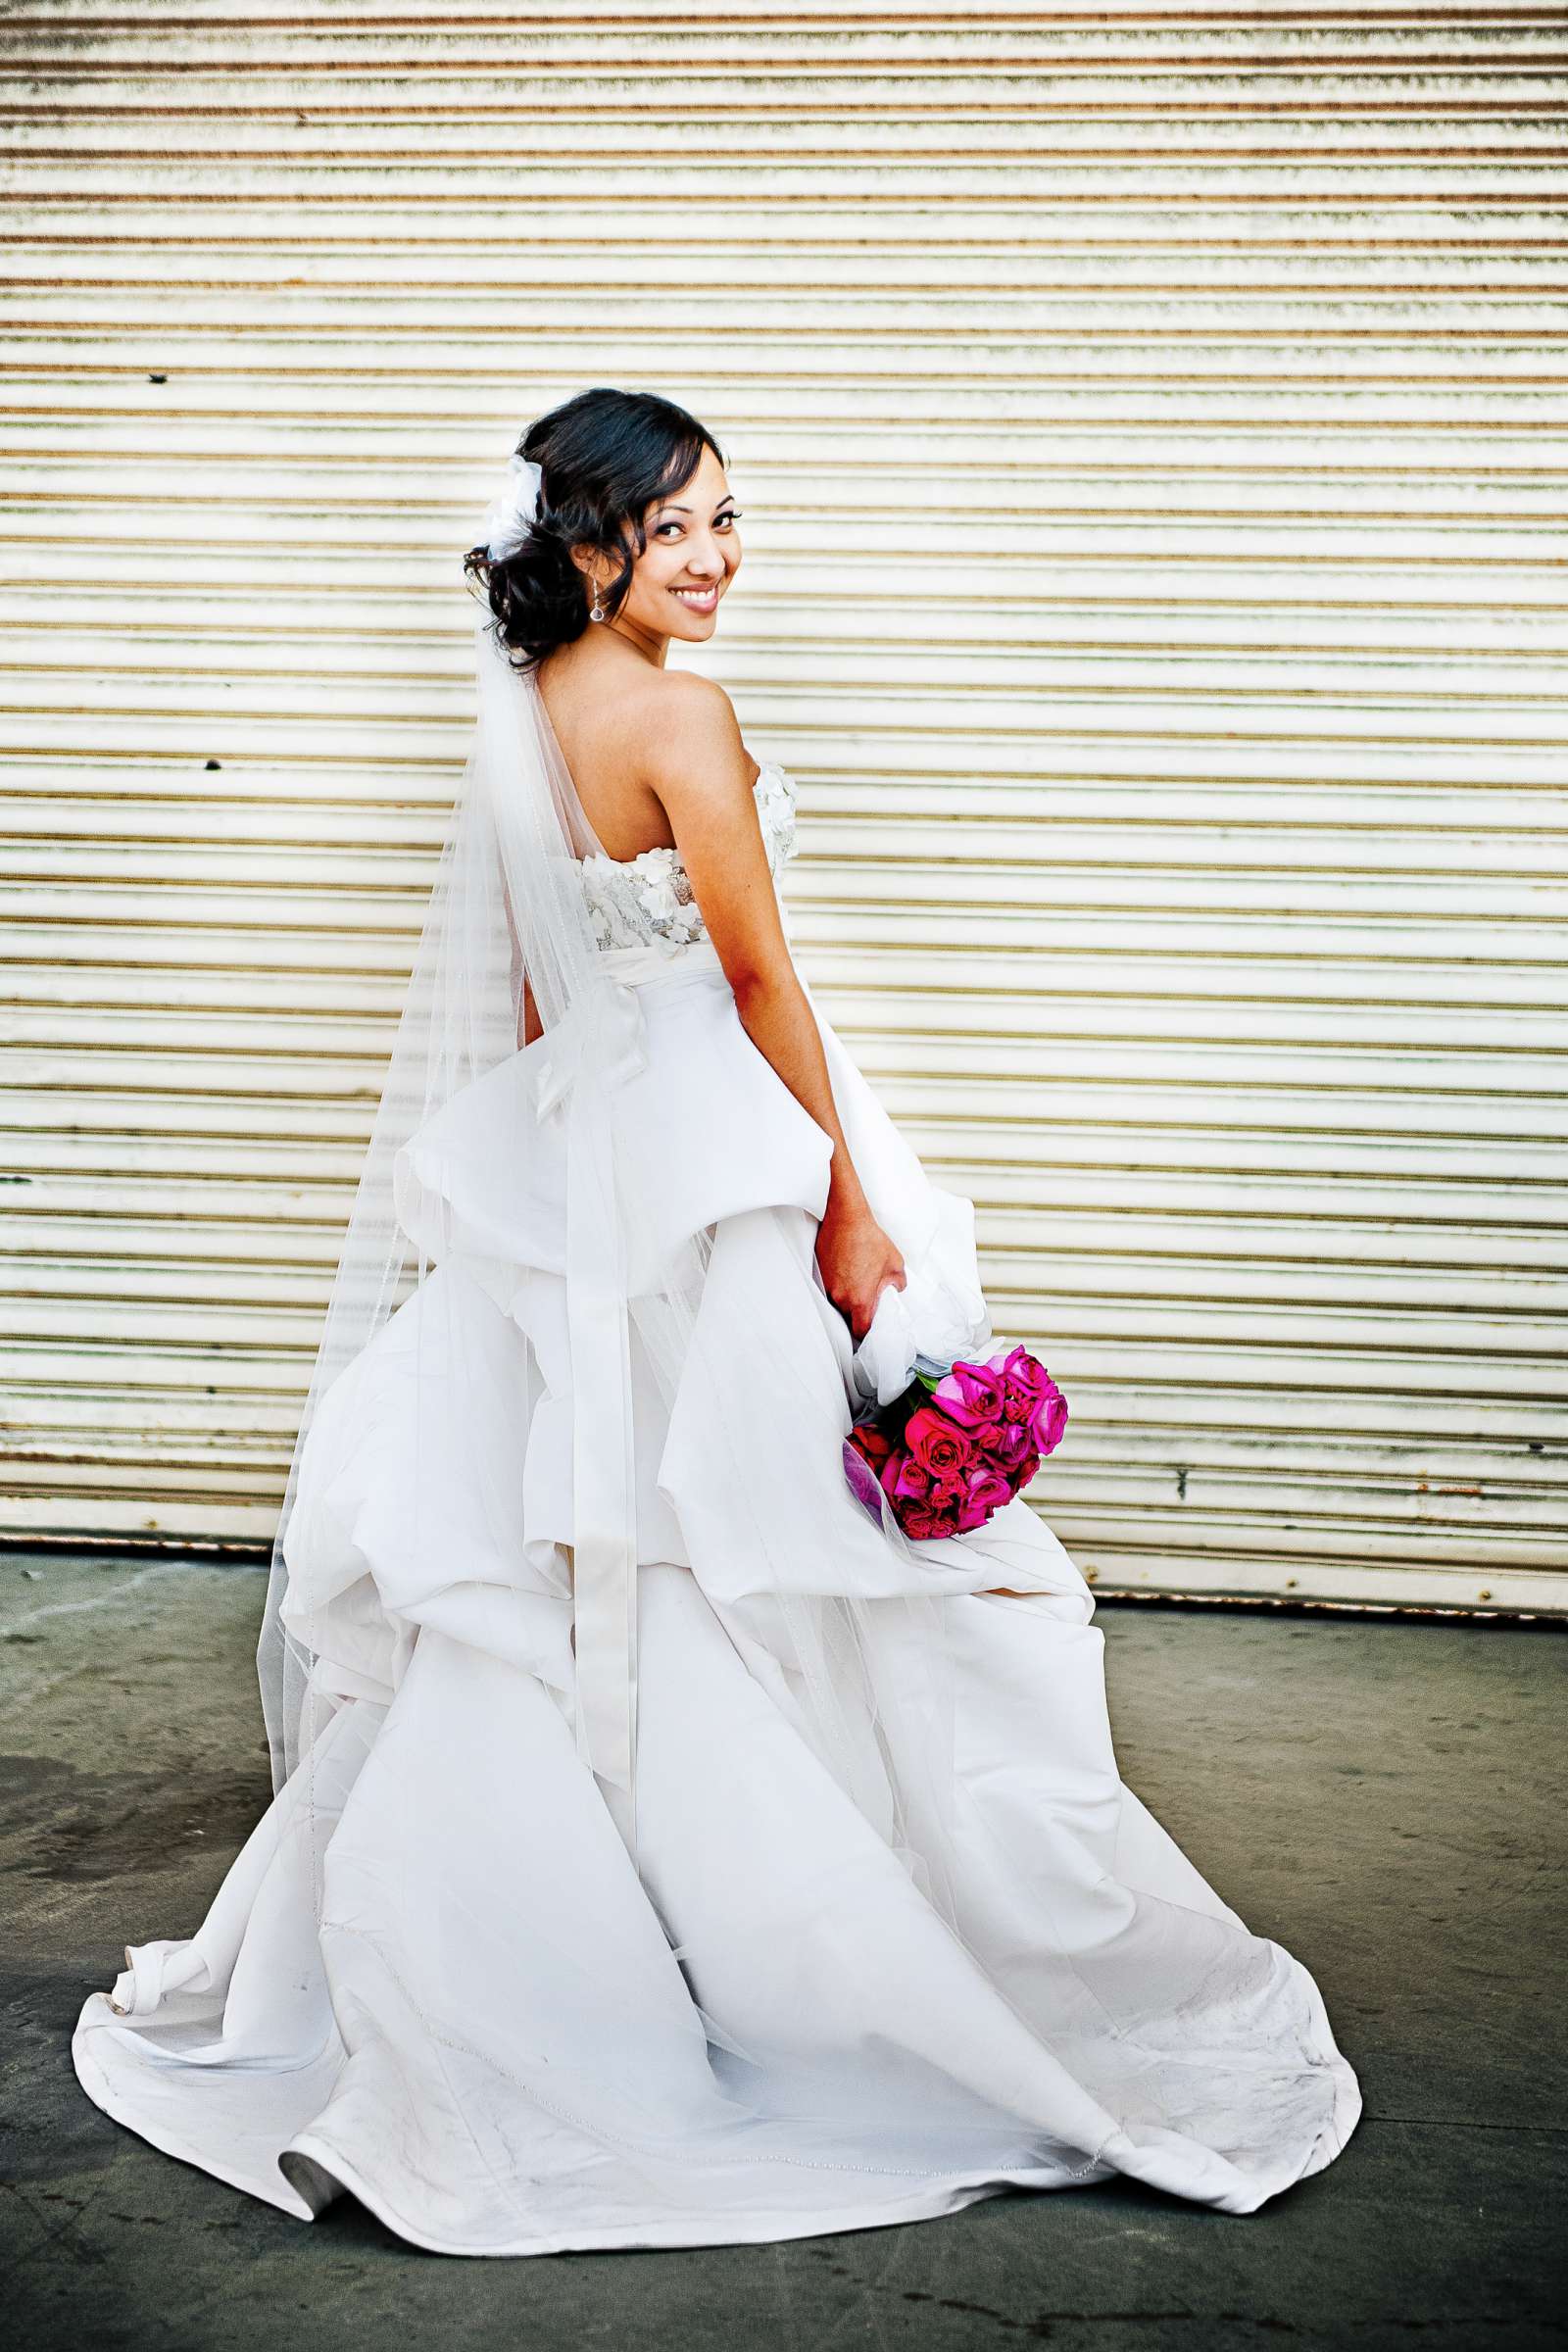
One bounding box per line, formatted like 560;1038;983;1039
645;673;906;1342
727;971;906;1342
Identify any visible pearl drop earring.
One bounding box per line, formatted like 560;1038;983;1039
589;576;607;624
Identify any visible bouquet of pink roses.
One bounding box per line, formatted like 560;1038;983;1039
843;1341;1068;1541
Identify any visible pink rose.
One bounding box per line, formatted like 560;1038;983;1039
1029;1386;1068;1458
907;1502;957;1541
882;1446;954;1498
928;1360;1005;1441
956;1465;1012;1532
985;1344;1034;1426
987;1343;1045;1425
843;1435;886;1520
880;1448;927;1505
904;1404;976;1480
849;1419;897;1471
870;1447;969;1540
918;1473;972;1538
984;1419;1035;1477
982;1344;1069;1457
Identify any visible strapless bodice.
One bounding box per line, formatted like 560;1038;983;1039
580;761;797;956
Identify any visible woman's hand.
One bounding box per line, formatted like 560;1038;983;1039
815;1198;906;1344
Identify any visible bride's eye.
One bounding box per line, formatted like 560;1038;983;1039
655;512;741;539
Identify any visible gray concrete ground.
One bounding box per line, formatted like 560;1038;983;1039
1;1548;1562;2352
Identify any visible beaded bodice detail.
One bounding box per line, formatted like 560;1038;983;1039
580;760;798;956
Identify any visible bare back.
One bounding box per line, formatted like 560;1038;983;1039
534;642;760;864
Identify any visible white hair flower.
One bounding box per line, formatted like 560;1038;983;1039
480;453;545;563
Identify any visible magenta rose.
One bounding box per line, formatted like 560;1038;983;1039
872;1447;969;1539
880;1447;925;1504
983;1418;1036;1478
1029;1385;1068;1458
903;1404;977;1480
881;1448;956;1504
985;1343;1039;1425
848;1418;897;1473
869;1448;958;1543
990;1343;1051;1424
909;1498;962;1541
955;1465;1013;1533
842;1435;886;1520
928;1359;1005;1442
982;1344;1069;1458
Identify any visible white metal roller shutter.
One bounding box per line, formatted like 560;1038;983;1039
1;2;1564;1611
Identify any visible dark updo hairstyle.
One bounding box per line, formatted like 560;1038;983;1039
464;386;727;673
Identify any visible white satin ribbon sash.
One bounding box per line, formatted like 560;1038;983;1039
533;938;725;1854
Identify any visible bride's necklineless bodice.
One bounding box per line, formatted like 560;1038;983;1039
581;760;797;954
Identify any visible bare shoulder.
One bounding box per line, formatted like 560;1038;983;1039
633;670;760;802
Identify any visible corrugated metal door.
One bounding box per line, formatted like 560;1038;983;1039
3;3;1564;1610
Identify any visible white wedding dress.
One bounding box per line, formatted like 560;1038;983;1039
73;746;1360;2253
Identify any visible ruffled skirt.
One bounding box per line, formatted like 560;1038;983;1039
73;956;1359;2251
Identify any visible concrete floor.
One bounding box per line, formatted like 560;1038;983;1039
1;1549;1562;2352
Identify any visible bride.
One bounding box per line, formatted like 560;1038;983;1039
73;386;1360;2253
